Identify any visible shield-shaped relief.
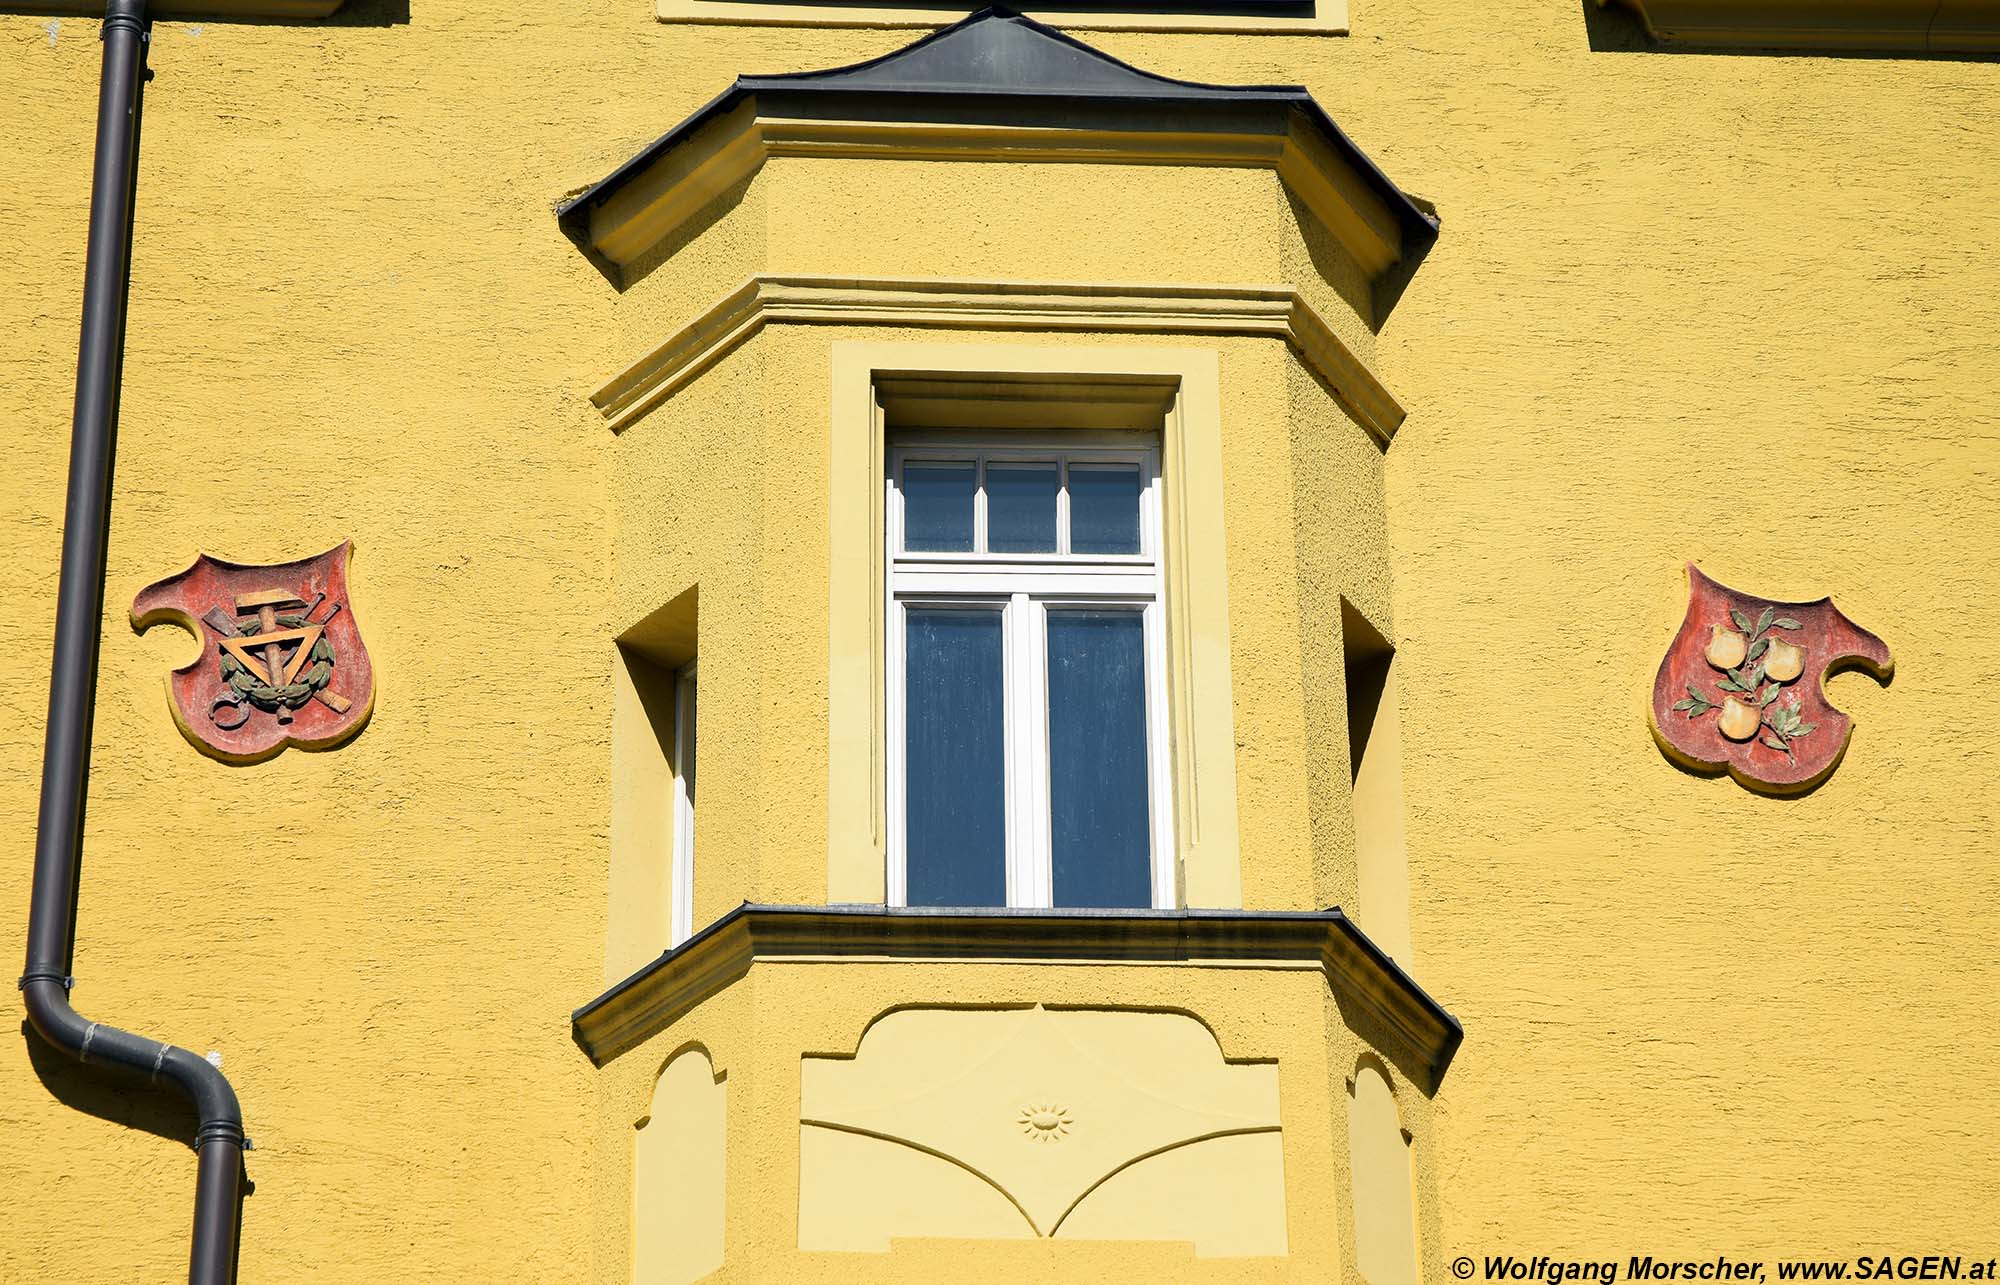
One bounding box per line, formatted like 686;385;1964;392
1650;564;1891;794
132;541;374;763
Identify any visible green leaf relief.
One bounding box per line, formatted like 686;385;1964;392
1774;618;1802;630
1763;735;1789;751
1747;637;1771;663
1731;608;1753;633
1755;607;1775;637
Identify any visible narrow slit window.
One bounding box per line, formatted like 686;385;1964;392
671;661;698;947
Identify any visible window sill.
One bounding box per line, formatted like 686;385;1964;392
1600;0;2000;53
571;903;1462;1083
657;0;1350;37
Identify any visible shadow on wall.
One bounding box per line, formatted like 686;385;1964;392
21;1021;197;1147
1580;0;2000;59
613;171;757;295
21;1020;259;1262
296;0;409;25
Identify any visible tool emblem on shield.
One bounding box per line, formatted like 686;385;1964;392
1650;563;1891;794
133;541;374;763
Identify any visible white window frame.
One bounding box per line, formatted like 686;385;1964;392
884;431;1175;910
670;660;697;947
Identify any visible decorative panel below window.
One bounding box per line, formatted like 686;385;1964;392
798;1006;1287;1256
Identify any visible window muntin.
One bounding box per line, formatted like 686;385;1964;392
886;434;1173;910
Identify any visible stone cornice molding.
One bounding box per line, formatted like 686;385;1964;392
1601;0;2000;51
572;112;1412;291
592;275;1407;443
571;904;1464;1084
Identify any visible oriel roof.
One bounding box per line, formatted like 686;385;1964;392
557;5;1437;266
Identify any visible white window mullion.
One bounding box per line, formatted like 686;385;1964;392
885;599;908;907
999;593;1039;908
1056;459;1072;556
1142;601;1176;910
1020;595;1053;909
973;452;989;554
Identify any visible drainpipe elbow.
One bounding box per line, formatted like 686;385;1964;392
21;977;244;1147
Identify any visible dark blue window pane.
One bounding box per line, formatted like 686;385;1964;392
903;463;975;552
1047;610;1152;908
987;463;1058;553
905;609;1006;906
1068;465;1142;555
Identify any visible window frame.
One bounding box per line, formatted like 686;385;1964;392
826;344;1245;914
670;660;698;947
884;432;1176;911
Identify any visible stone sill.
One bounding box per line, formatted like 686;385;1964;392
656;0;1348;36
572;903;1463;1082
1603;0;2000;52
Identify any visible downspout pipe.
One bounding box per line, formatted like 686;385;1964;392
20;2;249;1282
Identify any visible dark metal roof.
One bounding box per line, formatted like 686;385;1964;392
556;5;1437;260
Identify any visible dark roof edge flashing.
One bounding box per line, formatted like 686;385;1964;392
555;7;1436;278
571;903;1463;1087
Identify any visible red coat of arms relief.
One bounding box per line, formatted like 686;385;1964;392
132;542;374;763
1650;564;1891;794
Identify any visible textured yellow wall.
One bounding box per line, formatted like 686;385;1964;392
1;0;1996;1280
1352;5;2000;1260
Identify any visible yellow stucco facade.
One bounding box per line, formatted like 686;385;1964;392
2;0;1996;1280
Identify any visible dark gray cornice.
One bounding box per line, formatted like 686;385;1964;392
572;903;1463;1086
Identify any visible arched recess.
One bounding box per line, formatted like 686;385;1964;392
633;1046;725;1284
1346;1057;1421;1285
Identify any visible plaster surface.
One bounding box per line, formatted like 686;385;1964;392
0;0;1995;1278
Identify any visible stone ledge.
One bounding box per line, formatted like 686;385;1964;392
1601;0;2000;52
572;903;1463;1084
591;275;1406;443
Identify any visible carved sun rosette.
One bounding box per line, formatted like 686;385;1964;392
1017;1104;1072;1143
1649;564;1891;795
